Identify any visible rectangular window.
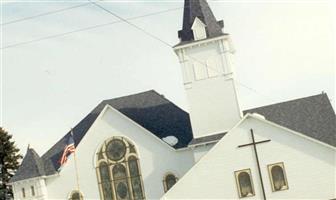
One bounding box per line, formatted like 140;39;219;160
234;169;255;198
31;186;35;196
207;57;223;77
182;62;193;84
193;62;208;80
268;162;289;192
22;188;26;198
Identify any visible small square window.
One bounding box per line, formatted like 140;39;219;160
234;169;255;198
268;162;289;192
193;62;208;80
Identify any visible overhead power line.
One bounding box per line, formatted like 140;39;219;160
88;1;275;103
1;2;93;26
88;0;173;47
1;0;225;27
2;1;275;103
1;7;182;49
235;81;275;101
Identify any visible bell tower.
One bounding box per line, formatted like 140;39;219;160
174;0;242;138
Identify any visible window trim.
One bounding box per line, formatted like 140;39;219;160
267;162;289;192
21;187;26;198
162;172;179;193
234;168;255;198
96;136;146;200
96;160;114;200
68;190;84;200
31;185;35;196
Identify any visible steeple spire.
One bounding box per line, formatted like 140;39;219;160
174;0;241;139
178;0;224;42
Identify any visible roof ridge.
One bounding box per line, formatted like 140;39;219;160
148;90;191;114
28;148;46;172
103;90;189;113
40;99;108;159
30;149;46;175
37;89;193;174
245;93;329;111
243;92;335;147
40;90;158;161
103;90;156;102
10;147;46;182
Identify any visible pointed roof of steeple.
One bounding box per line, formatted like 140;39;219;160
178;0;225;42
9;147;48;182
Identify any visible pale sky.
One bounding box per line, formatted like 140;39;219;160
1;0;335;155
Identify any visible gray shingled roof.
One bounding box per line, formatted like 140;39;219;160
189;94;335;147
244;93;336;147
11;92;335;183
39;90;192;175
177;0;224;43
10;148;46;182
188;132;227;146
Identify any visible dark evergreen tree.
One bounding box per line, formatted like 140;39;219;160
0;127;22;199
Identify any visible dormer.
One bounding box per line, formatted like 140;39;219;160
177;0;225;43
191;17;207;40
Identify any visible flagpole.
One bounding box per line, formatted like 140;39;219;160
71;129;81;195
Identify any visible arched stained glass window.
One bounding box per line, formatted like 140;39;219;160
268;162;288;191
113;164;129;200
234;169;255;198
163;173;178;192
128;156;144;200
96;137;145;200
99;162;113;200
68;190;83;200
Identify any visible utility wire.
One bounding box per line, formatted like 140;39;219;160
89;1;207;65
1;2;93;26
88;0;173;47
3;1;274;102
89;1;275;102
1;7;182;49
235;80;275;101
186;54;275;102
1;0;219;26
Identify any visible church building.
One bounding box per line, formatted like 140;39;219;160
9;0;335;199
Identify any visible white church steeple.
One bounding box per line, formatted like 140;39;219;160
174;0;242;138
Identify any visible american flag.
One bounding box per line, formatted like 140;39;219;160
59;134;76;165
